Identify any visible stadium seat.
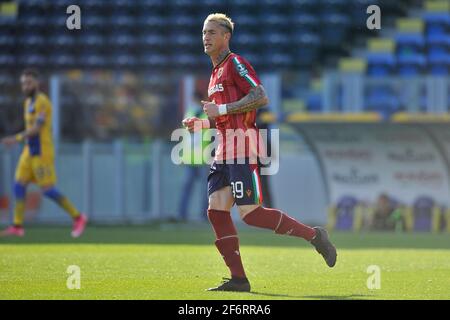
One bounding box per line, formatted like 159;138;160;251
397;53;426;76
427;34;450;57
83;15;106;30
48;53;76;68
367;53;396;76
291;14;317;32
0;54;15;67
139;53;170;69
79;53;107;68
396;33;426;56
428;52;450;75
412;196;437;232
366;87;401;118
424;12;450;36
329;196;359;231
18;53;46;67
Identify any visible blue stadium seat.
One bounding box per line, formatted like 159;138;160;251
424;12;450;36
50;34;76;48
259;13;287;31
140;0;167;11
110;15;135;30
292;31;321;47
21;16;47;29
18;53;46;67
78;52;107;68
334;196;359;231
231;14;259;30
413;196;435;232
427;34;450;56
291;14;317;32
112;54;138;69
138;34;165;49
171;14;198;30
366;87;400;118
306;93;322;112
137;15;166;31
396;33;425;56
82;33;106;49
367;53;396;76
236;51;263;68
83;0;108;12
263;53;293;69
83;15;106;30
428;52;450;75
109;33;138;48
320;14;352;46
291;0;320;13
233;32;261;48
19;35;46;49
139;53;170;68
265;32;290;48
0;74;15;86
48;53;76;68
0;34;14;47
170;33;199;52
397;53;426;76
0;54;15;66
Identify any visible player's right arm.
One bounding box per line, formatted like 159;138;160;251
1;115;44;147
182;117;215;132
1;98;47;147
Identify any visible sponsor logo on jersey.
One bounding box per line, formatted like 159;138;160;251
208;83;224;97
236;62;248;77
217;67;224;78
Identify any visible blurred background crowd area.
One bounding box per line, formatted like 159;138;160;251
1;0;449;141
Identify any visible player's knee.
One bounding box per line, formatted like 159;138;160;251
42;186;63;202
208;192;230;211
238;204;260;220
13;182;26;200
208;193;222;210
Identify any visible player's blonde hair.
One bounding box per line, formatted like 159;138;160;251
204;13;234;34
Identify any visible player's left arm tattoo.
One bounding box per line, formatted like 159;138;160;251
225;85;269;115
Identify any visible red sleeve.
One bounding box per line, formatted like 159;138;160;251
230;55;261;95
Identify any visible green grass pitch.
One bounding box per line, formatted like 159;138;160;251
1;224;450;300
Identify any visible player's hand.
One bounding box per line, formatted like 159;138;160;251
201;100;220;119
1;136;18;147
182;117;202;133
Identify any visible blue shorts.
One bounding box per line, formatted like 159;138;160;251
207;159;263;206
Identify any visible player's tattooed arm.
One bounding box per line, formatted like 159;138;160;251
225;85;269;115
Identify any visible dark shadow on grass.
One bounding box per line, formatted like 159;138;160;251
302;294;375;300
248;292;374;300
249;291;309;299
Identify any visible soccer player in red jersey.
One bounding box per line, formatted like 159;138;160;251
183;13;337;292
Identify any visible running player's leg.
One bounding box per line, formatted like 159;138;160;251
40;184;87;237
0;152;31;236
33;157;87;237
41;185;80;219
206;162;250;291
232;162;337;267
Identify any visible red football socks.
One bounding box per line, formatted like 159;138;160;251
208;209;246;279
243;206;316;241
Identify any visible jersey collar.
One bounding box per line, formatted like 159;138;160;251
214;51;233;70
